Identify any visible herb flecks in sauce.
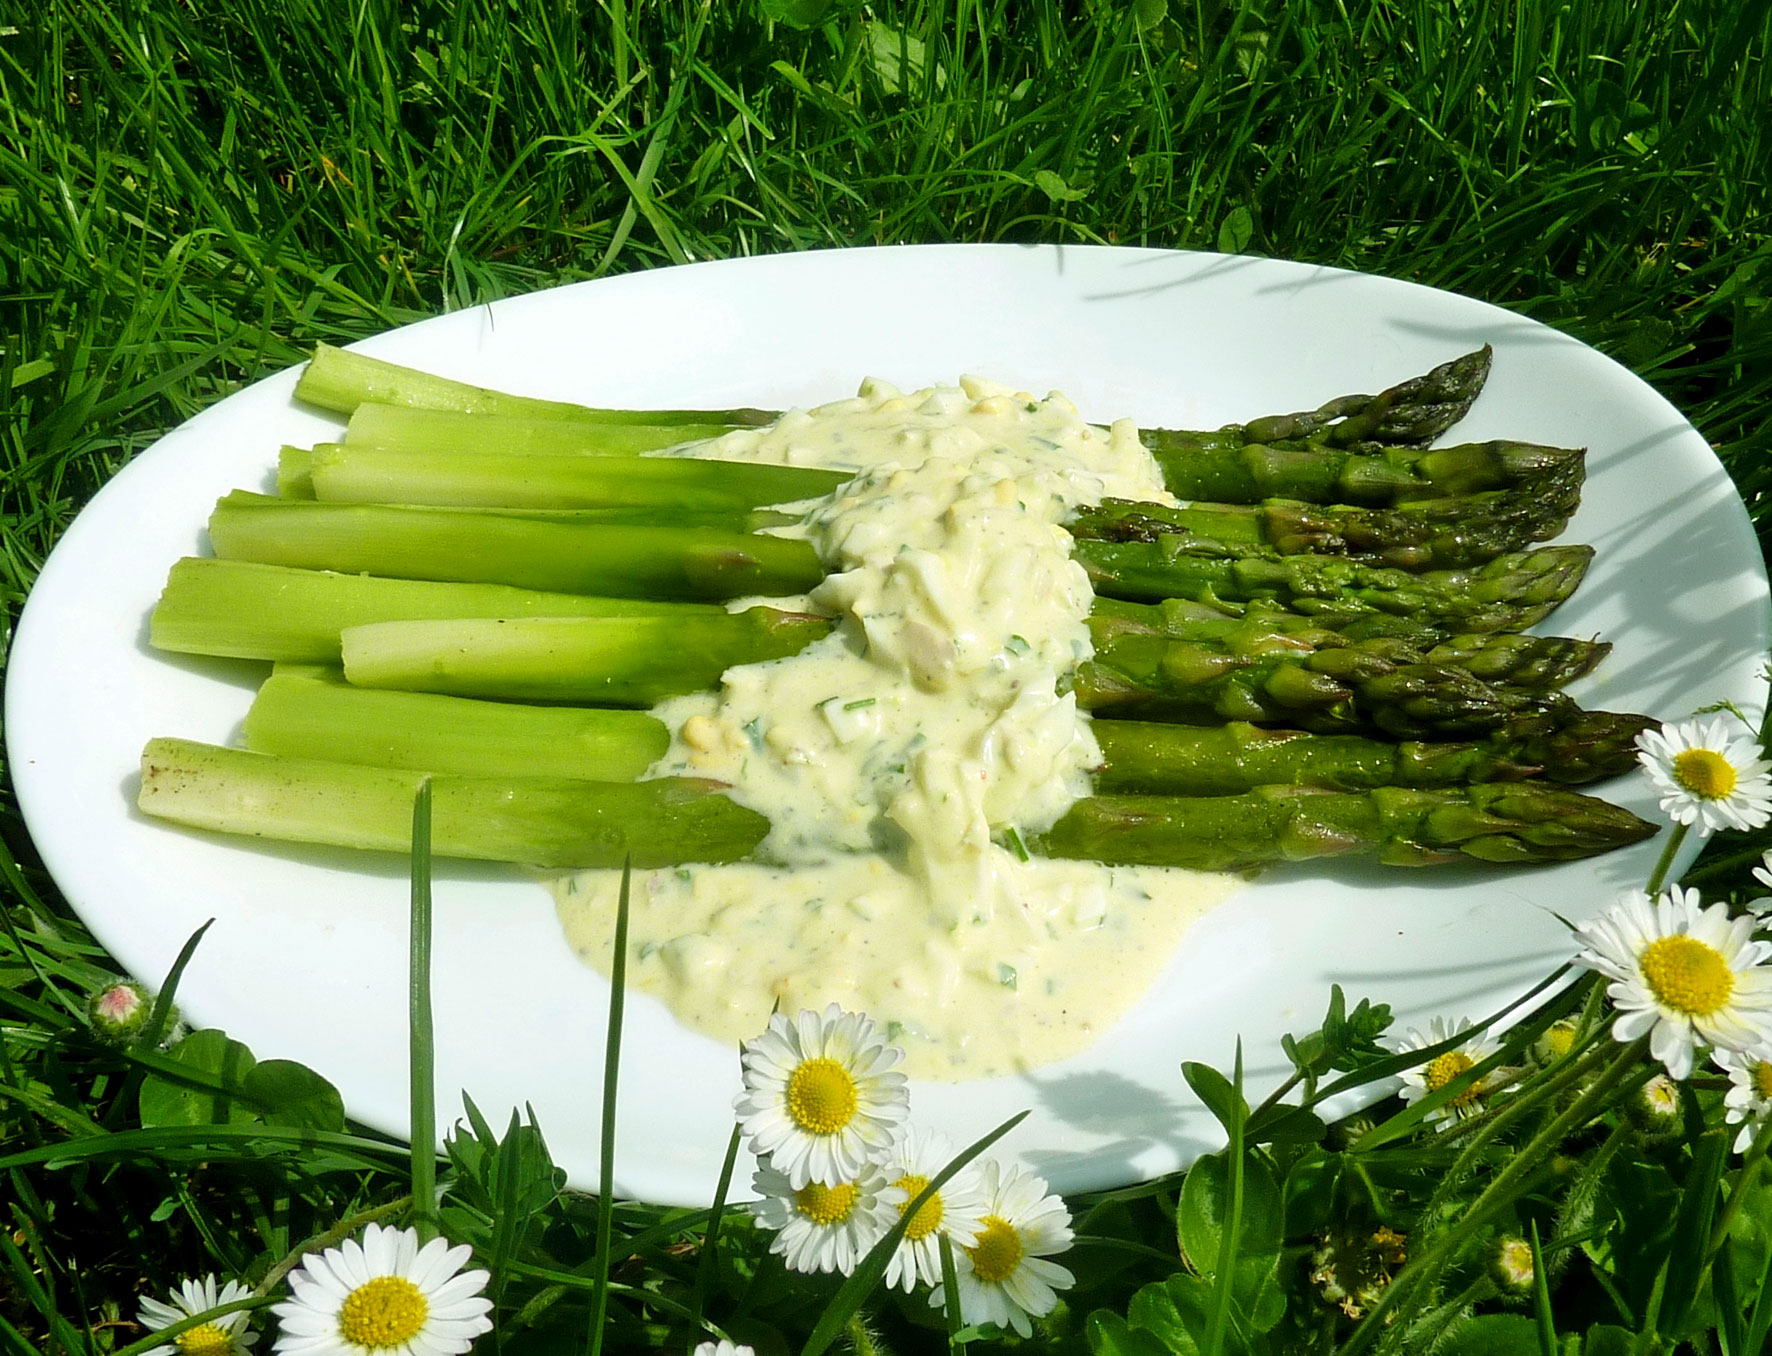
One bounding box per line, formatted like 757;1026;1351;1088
552;378;1242;1078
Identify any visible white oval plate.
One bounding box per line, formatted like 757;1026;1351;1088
9;245;1766;1207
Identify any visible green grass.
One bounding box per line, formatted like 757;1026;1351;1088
4;1;1772;1352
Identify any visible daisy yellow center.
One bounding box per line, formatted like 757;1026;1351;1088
175;1325;235;1356
1672;747;1738;800
967;1216;1024;1283
1753;1059;1772;1100
1422;1051;1481;1107
893;1173;944;1241
786;1058;858;1135
337;1276;428;1350
795;1180;858;1226
1639;934;1734;1016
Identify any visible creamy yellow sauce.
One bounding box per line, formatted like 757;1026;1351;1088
552;377;1244;1079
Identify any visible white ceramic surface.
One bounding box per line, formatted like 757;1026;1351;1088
9;244;1767;1207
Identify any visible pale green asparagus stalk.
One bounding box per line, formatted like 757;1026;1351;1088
150;557;718;664
139;737;769;868
244;667;670;780
340;610;834;704
207;493;825;600
295;342;775;427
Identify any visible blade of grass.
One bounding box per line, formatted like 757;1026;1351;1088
410;779;438;1242
588;857;632;1356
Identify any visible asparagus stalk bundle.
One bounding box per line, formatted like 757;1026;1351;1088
132;343;1659;872
298;343;1542;510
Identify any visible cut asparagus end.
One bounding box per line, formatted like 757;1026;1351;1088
339;610;835;704
305;443;849;513
245;669;671;780
295;342;776;426
206;496;827;600
344;402;742;455
138;737;768;869
149;557;716;664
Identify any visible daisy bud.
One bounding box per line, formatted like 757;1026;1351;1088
1532;1020;1578;1067
86;979;157;1045
1626;1072;1686;1141
1489;1235;1535;1297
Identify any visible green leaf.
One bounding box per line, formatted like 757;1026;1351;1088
757;0;857;29
1243;1102;1325;1147
138;1029;259;1128
1175;1150;1284;1329
1125;1274;1211;1354
1182;1062;1246;1140
1089;1309;1189;1356
865;21;932;96
1581;1326;1638;1356
1436;1314;1544;1356
1281;1149;1340;1237
1035;170;1088;203
240;1059;344;1131
1132;0;1168;28
1660;1130;1730;1338
1216;205;1255;255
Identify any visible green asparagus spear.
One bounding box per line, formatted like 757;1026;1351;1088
150;558;721;663
296;342;775;427
207;494;825;601
1074;541;1593;632
300;444;849;513
245;668;670;780
299;340;1491;456
1066;473;1582;571
138;737;768;869
1084;599;1607;692
1036;782;1656;870
1138;438;1584;508
340;610;834;705
1090;713;1656;795
1074;631;1536;738
1159;346;1496;451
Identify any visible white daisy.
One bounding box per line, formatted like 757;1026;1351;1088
1714;1045;1772;1153
750;1155;905;1275
734;1004;909;1188
1636;716;1772;836
930;1161;1074;1339
691;1343;756;1356
1392;1017;1508;1124
1572;886;1772;1079
270;1223;493;1356
139;1275;257;1356
1750;850;1772;916
880;1126;987;1293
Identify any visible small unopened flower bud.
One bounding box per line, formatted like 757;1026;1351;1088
85;980;154;1044
1490;1235;1535;1295
1627;1072;1685;1140
1533;1020;1578;1067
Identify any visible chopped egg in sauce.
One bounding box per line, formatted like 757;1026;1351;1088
552;377;1244;1078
